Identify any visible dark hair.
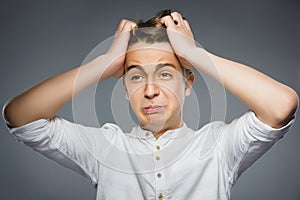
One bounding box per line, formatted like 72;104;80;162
129;9;191;77
128;9;172;45
136;9;172;28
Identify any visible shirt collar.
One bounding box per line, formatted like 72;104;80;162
129;122;190;140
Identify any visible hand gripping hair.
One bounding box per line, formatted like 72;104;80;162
128;9;191;77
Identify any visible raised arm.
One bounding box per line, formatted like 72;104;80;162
3;20;136;128
161;12;298;128
199;52;298;128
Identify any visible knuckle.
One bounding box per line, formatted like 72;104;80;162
183;20;189;25
171;11;180;16
164;15;172;20
120;19;127;24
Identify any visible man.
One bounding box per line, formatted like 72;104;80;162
3;10;298;199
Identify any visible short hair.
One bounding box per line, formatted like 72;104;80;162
128;10;171;45
128;9;191;78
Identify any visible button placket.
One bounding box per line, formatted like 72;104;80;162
153;141;167;197
155;144;161;161
158;193;164;200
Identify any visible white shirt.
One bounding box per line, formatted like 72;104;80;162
7;111;294;200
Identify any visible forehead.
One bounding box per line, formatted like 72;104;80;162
125;42;181;70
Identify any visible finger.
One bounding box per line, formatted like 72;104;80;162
115;19;127;34
113;22;133;46
170;12;184;25
160;16;176;28
183;20;192;32
116;19;136;33
121;21;137;32
130;21;138;29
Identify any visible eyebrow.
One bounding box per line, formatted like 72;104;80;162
126;63;177;73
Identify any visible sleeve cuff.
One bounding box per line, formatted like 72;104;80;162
6;118;54;142
246;111;295;141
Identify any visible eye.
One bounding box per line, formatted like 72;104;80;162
159;72;172;79
131;75;143;81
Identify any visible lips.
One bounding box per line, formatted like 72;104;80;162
144;105;164;114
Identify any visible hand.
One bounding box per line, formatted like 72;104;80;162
105;19;136;78
160;12;196;69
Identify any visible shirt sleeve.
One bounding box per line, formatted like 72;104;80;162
6;116;117;187
216;110;295;186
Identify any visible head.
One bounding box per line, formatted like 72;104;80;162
123;10;194;135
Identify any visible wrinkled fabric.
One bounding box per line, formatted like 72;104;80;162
7;111;294;200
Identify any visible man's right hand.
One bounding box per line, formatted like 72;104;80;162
104;19;136;78
3;19;136;127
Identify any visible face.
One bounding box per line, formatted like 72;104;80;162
124;42;194;133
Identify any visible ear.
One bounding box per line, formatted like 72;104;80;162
184;72;194;96
123;78;130;100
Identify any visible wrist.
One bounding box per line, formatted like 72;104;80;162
183;47;207;69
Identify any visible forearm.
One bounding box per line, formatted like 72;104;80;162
189;47;298;128
3;18;135;128
3;55;112;127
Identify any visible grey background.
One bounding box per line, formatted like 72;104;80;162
0;0;299;199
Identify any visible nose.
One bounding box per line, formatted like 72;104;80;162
144;82;160;99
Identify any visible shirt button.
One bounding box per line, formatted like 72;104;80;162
155;156;160;160
159;193;164;199
145;132;150;136
157;173;162;178
156;146;160;150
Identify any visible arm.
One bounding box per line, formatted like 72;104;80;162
190;49;298;128
3;20;136;128
161;12;298;128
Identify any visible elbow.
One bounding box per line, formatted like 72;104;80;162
2;97;22;128
2;99;14;127
274;88;298;127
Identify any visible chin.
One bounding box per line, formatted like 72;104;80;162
139;117;167;132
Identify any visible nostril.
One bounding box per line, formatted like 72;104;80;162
144;83;160;99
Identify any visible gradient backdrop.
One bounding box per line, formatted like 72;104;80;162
0;0;299;199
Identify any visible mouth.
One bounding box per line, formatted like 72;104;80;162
144;105;164;114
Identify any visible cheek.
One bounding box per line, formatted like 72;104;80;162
161;85;185;105
126;84;144;102
128;88;144;110
159;80;185;98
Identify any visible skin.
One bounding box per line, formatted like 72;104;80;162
3;12;298;140
124;42;194;138
160;12;298;128
3;19;137;128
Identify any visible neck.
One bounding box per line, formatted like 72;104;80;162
154;131;165;140
140;121;183;140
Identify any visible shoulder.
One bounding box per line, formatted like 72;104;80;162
195;120;226;137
